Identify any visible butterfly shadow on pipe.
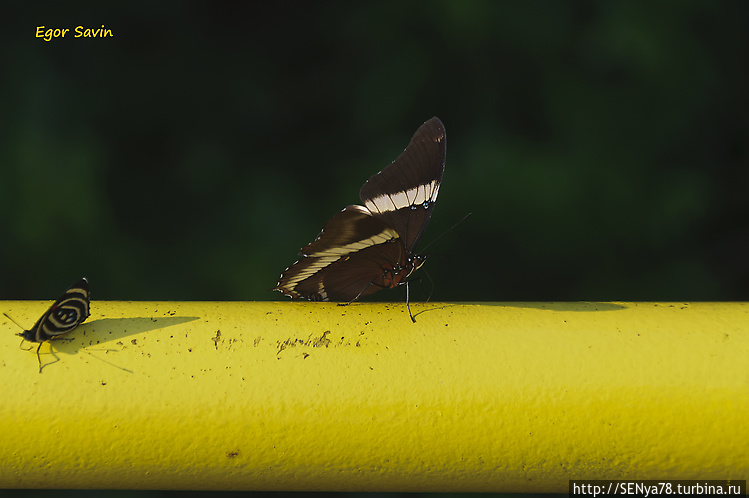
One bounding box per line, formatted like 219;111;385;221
37;316;200;373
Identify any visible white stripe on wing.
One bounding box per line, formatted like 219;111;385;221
363;179;440;214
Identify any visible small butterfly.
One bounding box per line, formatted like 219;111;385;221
4;278;90;373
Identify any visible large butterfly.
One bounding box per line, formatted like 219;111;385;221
5;278;90;372
273;117;446;321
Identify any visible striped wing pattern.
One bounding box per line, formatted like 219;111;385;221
274;117;446;303
23;278;90;343
274;206;406;301
359;117;446;253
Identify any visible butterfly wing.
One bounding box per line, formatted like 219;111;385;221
274;117;447;305
359;116;446;254
26;278;90;342
274;206;407;301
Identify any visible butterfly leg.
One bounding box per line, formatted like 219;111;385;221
18;337;33;351
36;343;43;373
405;269;434;303
336;281;384;307
406;280;416;323
38;337;73;374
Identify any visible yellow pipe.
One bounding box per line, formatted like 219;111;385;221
1;301;747;492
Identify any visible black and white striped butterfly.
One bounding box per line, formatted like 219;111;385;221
273;117;446;322
4;278;90;372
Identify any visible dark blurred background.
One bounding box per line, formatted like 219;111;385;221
1;3;746;498
1;1;747;304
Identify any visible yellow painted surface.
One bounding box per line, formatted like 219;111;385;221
0;301;747;492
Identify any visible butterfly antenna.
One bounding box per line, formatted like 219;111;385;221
420;212;472;253
3;312;24;330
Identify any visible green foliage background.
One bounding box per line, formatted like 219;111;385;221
1;1;747;304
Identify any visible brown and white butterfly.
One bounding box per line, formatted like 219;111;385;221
273;117;446;321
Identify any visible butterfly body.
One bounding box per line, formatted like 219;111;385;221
274;117;446;320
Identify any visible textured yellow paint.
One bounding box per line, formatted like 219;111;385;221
1;301;747;491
